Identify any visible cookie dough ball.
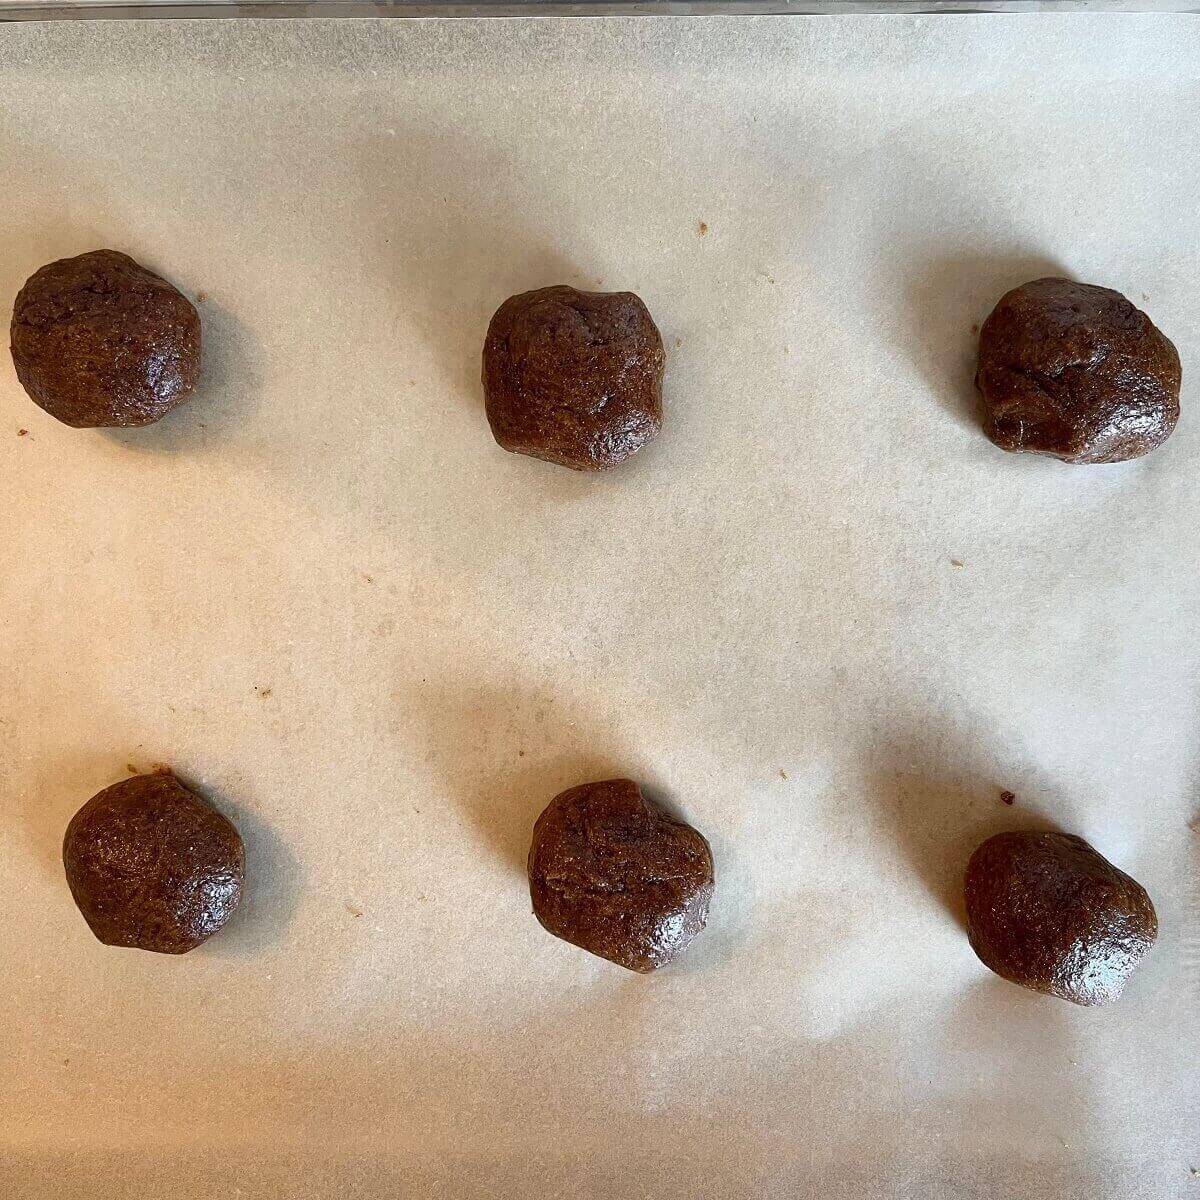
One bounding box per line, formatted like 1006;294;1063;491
63;772;244;954
528;778;713;972
975;277;1180;463
482;286;664;471
964;831;1157;1005
11;249;201;428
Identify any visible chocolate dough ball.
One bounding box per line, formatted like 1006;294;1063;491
528;778;714;972
11;249;201;428
964;831;1157;1005
482;286;664;471
975;277;1180;463
63;773;244;954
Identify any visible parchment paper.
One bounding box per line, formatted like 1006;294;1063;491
0;15;1197;1198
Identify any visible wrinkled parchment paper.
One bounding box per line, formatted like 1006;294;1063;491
1;15;1197;1198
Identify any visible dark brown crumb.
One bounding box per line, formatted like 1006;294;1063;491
17;428;28;437
195;291;208;303
362;573;374;584
674;337;682;349
950;559;965;568
1000;790;1016;806
258;688;272;699
127;763;139;774
345;902;363;918
970;323;980;335
698;221;708;236
518;749;526;757
780;769;788;780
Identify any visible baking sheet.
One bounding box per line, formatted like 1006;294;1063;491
0;14;1197;1199
8;3;1200;22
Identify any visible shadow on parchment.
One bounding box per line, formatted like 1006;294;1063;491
177;775;304;960
0;170;260;457
100;295;264;460
406;681;650;878
15;755;300;959
902;250;1069;432
403;679;751;978
852;135;1071;432
16;754;117;887
353;125;587;414
861;719;1073;930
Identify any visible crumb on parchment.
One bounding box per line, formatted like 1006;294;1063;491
1000;790;1016;806
698;221;708;236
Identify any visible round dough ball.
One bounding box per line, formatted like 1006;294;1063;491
10;249;201;428
482;286;664;471
975;277;1180;464
964;830;1157;1006
63;773;244;954
528;778;714;972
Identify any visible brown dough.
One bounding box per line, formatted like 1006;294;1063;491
10;249;201;428
527;778;714;972
63;773;244;954
482;286;664;471
964;831;1157;1005
975;277;1180;463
